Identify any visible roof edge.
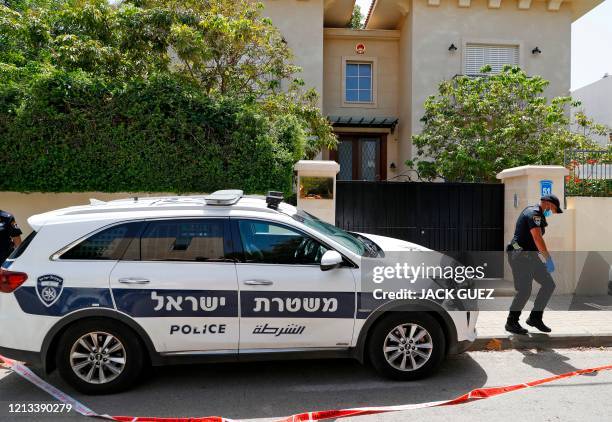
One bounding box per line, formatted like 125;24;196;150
365;0;604;29
364;0;377;28
324;27;401;40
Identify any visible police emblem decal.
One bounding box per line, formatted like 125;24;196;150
533;215;541;227
36;274;64;307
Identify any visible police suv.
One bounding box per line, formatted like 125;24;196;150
0;191;477;394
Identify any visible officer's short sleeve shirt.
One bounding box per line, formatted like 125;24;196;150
512;206;547;251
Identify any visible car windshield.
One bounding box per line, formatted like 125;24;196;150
292;210;380;257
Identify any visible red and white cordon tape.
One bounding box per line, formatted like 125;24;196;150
2;354;611;422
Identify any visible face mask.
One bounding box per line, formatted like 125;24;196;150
543;209;552;218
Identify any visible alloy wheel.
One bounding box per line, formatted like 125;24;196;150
69;331;126;384
383;323;433;371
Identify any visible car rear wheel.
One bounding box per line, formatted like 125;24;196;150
56;320;144;394
368;313;445;380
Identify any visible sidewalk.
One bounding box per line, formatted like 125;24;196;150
472;310;612;350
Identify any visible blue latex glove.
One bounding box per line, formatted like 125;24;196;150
545;256;555;273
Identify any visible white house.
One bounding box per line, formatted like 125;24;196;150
572;74;612;146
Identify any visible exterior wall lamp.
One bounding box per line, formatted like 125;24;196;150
532;46;542;55
448;43;458;52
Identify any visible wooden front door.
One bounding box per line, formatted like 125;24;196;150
330;134;387;181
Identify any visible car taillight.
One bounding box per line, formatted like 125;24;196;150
0;268;28;293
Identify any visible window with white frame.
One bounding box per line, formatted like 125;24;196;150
465;44;519;75
345;62;373;102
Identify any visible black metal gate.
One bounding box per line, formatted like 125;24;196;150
335;181;504;251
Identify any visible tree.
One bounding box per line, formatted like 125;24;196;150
1;0;336;159
0;0;338;193
348;4;363;29
407;66;608;182
1;0;173;76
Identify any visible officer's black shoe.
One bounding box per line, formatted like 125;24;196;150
505;320;528;335
526;317;552;333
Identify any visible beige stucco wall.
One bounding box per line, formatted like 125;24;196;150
397;16;413;168
568;196;612;251
567;196;612;295
294;160;340;224
497;166;612;295
323;30;400;118
323;29;401;178
404;0;573;165
497;166;575;293
262;0;324;105
0;192;187;235
263;1;575;174
497;166;572;252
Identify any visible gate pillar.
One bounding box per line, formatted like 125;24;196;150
496;165;570;251
496;165;580;294
293;160;340;224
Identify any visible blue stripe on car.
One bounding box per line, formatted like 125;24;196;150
13;288;366;319
113;289;238;317
14;287;114;317
240;291;356;318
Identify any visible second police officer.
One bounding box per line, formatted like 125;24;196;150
0;209;23;263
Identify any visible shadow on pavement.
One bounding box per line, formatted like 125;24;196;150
519;348;598;377
1;355;487;420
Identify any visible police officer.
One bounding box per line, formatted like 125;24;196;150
0;210;22;262
505;194;562;335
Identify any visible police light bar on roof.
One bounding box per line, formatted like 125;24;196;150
204;190;244;205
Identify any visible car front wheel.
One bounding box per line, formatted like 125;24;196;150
368;313;445;380
56;319;144;394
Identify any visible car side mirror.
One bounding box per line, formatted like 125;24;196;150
320;250;343;271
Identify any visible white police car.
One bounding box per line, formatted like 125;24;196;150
0;191;477;394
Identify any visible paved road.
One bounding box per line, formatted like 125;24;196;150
1;348;611;421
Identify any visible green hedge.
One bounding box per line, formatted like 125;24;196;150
0;70;305;193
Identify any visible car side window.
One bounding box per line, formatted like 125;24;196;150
141;219;228;262
60;222;142;260
237;220;328;265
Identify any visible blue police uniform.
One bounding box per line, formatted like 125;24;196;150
507;205;555;327
0;210;22;262
509;205;547;251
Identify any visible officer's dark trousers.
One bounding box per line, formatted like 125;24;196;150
507;252;556;322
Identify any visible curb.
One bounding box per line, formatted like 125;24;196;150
470;333;612;351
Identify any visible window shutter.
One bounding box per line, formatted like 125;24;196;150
465;44;519;75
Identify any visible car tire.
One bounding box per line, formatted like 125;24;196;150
55;319;144;394
368;312;445;381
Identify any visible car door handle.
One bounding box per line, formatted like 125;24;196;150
118;277;150;285
242;279;274;286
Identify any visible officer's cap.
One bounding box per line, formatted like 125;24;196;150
541;194;563;214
